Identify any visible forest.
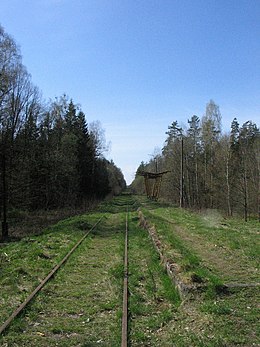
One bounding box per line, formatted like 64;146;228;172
131;100;260;221
0;25;126;240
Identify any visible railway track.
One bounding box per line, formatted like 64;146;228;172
4;195;256;346
0;205;131;346
0;196;183;346
121;208;129;347
0;216;105;336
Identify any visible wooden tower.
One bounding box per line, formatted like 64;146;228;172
138;170;169;200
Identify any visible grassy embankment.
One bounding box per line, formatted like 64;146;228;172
137;196;259;346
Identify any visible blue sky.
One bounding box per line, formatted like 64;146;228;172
0;0;259;184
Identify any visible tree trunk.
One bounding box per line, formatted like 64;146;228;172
257;153;260;222
1;152;9;240
180;137;184;208
243;168;248;222
195;156;200;208
226;152;232;216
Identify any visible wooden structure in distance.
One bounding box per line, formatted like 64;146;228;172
138;170;170;200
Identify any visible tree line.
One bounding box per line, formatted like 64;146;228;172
0;25;126;239
131;100;259;221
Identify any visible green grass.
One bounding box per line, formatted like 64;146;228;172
128;212;181;346
1;194;259;346
140;208;224;294
0;226;84;326
1;209;126;346
134;196;260;346
139;198;259;285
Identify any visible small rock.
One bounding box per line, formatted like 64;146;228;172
36;332;45;336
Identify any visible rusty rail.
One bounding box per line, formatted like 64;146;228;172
0;216;104;335
121;208;129;347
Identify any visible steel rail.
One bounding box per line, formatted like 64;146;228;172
121;208;129;347
0;216;104;335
